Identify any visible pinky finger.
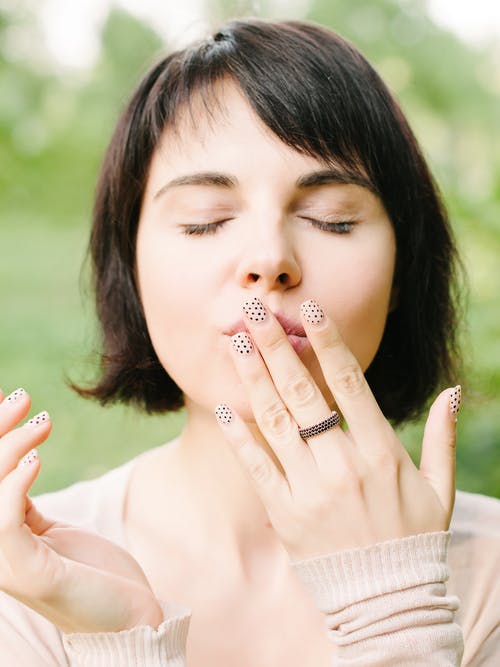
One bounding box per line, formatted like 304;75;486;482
19;448;40;471
419;386;460;520
214;403;291;518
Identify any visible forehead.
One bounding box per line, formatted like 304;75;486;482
147;80;373;198
155;81;295;164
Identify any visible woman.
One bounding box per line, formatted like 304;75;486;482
0;18;498;666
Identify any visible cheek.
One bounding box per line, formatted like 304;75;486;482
136;230;202;362
135;230;229;401
311;244;395;371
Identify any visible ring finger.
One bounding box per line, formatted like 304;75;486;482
229;330;326;491
230;337;349;491
240;298;349;467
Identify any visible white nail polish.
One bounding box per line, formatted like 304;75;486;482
449;385;462;421
19;449;39;468
243;297;267;323
231;332;254;355
300;299;324;325
215;403;233;425
6;387;25;403
26;411;50;427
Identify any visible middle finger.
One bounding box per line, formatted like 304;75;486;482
240;298;348;466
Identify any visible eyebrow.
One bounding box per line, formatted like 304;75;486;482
154;173;236;199
295;168;374;192
153;168;374;200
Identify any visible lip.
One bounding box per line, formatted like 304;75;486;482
223;310;309;354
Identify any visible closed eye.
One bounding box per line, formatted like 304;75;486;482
180;220;230;236
302;218;357;234
180;218;357;236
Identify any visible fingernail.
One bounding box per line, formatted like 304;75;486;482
6;387;25;403
19;448;39;468
231;332;254;355
243;297;267;323
449;385;461;422
26;411;50;427
215;403;233;425
300;299;324;325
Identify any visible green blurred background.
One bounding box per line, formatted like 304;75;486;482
1;0;499;497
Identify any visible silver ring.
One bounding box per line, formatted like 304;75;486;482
298;411;341;439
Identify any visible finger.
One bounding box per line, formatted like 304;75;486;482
214;402;292;522
419;386;460;519
0;447;42;569
241;298;348;470
0;412;52;477
299;299;392;450
228;332;318;490
0;388;31;437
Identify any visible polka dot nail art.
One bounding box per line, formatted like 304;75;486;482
6;387;25;403
231;332;254;355
243;297;267;322
215;403;233;425
449;385;462;420
19;448;39;468
300;299;324;325
26;411;50;427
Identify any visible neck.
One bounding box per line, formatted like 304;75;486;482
159;398;287;577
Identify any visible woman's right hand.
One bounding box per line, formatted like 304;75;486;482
0;386;163;634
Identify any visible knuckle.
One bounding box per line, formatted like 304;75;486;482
300;491;330;516
0;520;15;536
263;330;285;353
376;451;399;476
316;324;342;350
335;364;366;397
247;458;274;485
260;403;294;438
281;374;317;406
330;468;363;496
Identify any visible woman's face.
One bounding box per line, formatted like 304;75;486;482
136;82;396;419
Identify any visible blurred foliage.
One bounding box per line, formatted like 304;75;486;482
0;1;498;497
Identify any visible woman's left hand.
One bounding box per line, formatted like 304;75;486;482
215;297;460;562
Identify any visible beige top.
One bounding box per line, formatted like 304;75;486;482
0;450;498;666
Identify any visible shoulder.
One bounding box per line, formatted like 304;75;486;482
448;490;500;665
453;491;500;538
33;456;139;546
452;489;500;538
448;488;500;595
449;488;500;567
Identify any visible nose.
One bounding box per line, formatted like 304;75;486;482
235;228;302;291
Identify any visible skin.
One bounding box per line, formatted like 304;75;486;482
0;81;457;636
136;82;397;428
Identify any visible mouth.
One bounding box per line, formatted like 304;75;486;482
224;311;309;354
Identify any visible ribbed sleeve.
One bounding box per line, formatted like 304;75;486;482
291;531;464;665
62;601;190;666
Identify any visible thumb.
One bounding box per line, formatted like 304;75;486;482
419;385;461;522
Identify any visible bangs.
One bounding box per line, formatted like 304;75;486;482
143;21;379;195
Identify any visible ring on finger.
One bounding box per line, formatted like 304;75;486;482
298;411;341;439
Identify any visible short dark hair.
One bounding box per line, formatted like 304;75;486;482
73;17;463;425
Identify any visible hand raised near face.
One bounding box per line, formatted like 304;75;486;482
0;387;163;633
215;297;460;562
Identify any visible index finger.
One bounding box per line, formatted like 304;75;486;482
0;388;31;437
299;299;391;445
